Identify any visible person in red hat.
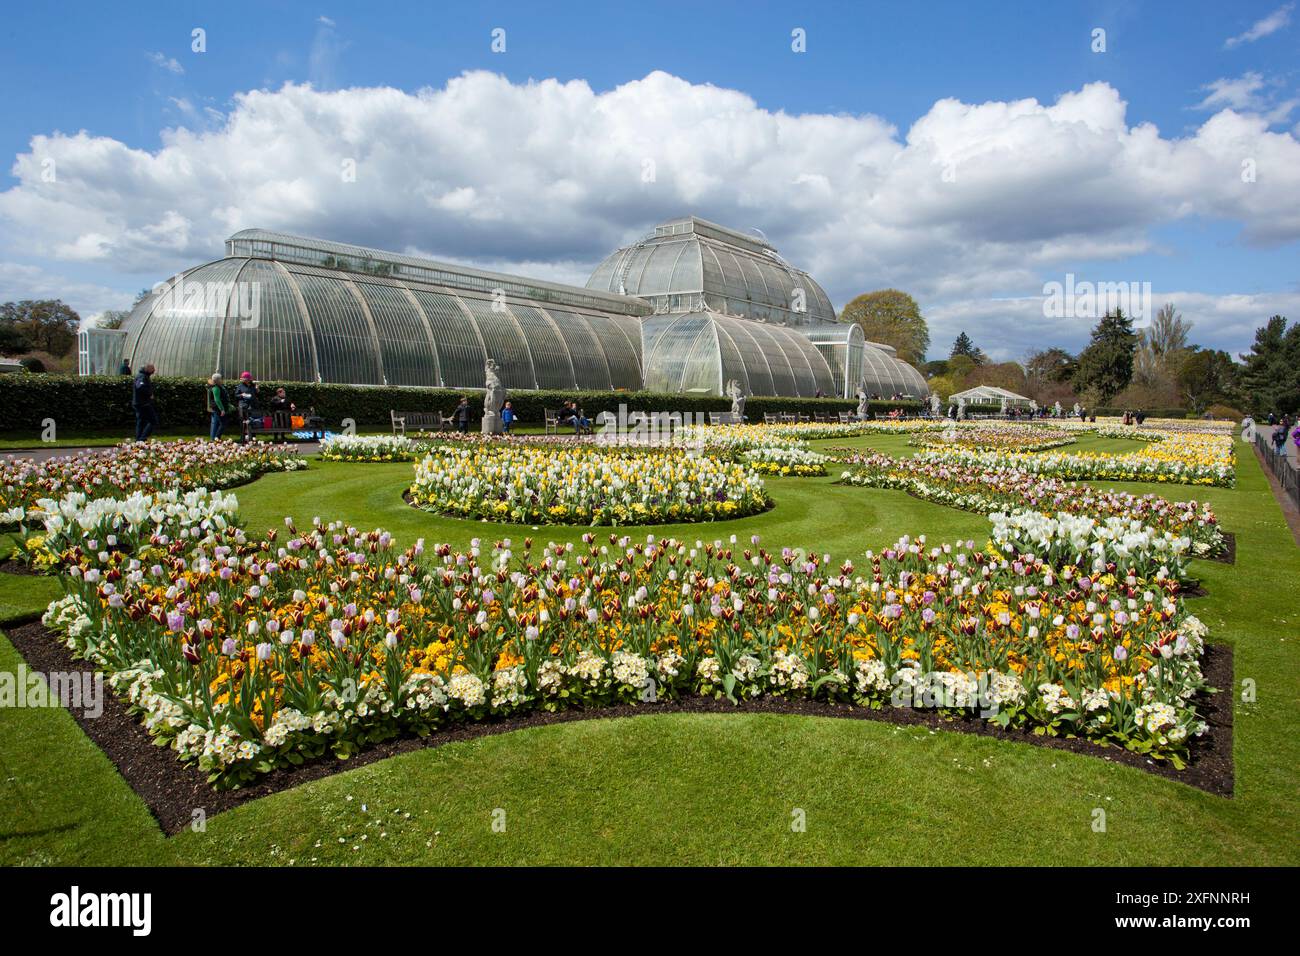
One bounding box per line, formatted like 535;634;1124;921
235;371;258;443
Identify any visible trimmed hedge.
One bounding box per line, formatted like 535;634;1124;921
0;374;923;435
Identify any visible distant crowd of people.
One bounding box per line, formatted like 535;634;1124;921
1265;411;1299;461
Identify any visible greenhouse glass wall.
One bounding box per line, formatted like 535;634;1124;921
117;218;929;399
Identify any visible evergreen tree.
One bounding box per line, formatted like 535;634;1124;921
1072;309;1137;404
949;331;985;364
1238;315;1300;415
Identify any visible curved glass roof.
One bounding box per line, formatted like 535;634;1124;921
641;310;836;397
121;256;644;391
227;229;650;317
587;216;837;326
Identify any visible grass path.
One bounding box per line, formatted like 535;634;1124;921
2;431;1296;865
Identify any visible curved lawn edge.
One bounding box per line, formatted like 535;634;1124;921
3;618;1234;836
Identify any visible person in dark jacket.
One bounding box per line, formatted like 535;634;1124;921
235;371;258;442
132;364;158;440
118;359;131;376
452;397;471;432
268;387;296;438
206;373;229;440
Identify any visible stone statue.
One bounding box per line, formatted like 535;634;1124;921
725;379;746;421
1029;399;1039;418
929;393;941;418
999;396;1008;417
1053;400;1062;418
956;397;967;421
482;359;505;435
1073;402;1082;419
855;381;869;419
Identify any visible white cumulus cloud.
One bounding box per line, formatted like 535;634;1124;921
1;70;1297;359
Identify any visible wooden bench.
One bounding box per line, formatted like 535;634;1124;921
391;410;452;435
838;411;854;424
546;407;594;436
709;411;742;426
246;409;325;440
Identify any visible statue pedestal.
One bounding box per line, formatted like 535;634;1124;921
482;412;503;436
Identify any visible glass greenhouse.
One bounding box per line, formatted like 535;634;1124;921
117;218;929;400
121;230;647;392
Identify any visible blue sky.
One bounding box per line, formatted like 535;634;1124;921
1;0;1298;361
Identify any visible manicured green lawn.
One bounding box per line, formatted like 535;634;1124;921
2;432;1296;865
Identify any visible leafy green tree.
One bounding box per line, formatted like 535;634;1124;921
0;323;30;355
840;289;931;365
946;354;977;384
1073;309;1138;404
1238;315;1300;415
0;299;81;356
1025;347;1077;386
1175;348;1240;414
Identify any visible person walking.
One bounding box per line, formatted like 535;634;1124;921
453;397;471;433
500;401;516;434
118;358;131;376
235;371;258;443
132;363;158;440
206;373;229;440
1272;421;1288;457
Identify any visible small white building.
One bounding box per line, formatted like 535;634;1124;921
947;385;1033;406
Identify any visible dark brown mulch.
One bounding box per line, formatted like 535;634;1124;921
3;620;1234;836
0;559;40;576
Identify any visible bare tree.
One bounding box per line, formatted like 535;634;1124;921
1134;303;1191;386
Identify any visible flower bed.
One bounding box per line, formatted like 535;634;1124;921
909;422;1076;453
408;443;771;525
742;446;829;477
36;494;1212;787
836;451;1224;556
0;439;304;526
903;430;1235;487
318;434;423;462
988;510;1190;581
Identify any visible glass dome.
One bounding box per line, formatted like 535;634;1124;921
587;217;837;327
